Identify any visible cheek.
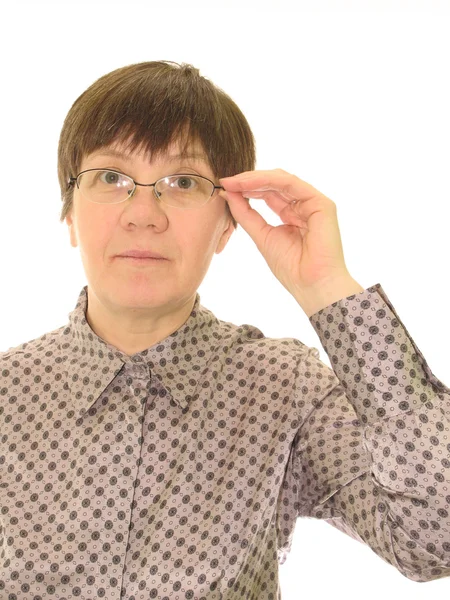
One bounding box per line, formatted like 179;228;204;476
179;217;219;254
77;207;114;256
181;224;223;273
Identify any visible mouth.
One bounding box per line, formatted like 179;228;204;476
116;256;167;265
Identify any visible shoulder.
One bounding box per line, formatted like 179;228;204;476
214;314;315;369
0;324;67;377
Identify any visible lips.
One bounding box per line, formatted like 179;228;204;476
118;250;166;259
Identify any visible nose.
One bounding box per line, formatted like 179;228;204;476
129;183;159;202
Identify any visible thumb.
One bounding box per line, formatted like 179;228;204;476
222;190;269;252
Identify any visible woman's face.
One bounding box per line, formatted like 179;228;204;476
65;138;234;315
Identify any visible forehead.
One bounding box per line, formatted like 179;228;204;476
87;138;208;166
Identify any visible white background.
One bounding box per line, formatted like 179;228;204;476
1;0;449;597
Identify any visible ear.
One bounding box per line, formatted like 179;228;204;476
65;210;79;249
215;218;235;255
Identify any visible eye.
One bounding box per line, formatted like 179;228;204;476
98;170;129;185
170;175;199;190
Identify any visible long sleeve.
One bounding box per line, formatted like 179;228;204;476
279;283;450;582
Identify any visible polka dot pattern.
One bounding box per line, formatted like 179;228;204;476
0;283;449;598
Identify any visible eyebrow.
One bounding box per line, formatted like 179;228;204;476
89;149;207;163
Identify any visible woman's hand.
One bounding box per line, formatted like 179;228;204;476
219;168;352;303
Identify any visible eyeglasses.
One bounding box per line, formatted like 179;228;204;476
67;169;225;210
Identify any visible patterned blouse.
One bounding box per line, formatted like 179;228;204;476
1;283;449;599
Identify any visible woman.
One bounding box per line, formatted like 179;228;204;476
1;60;449;599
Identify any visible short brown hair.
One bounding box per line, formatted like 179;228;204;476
57;60;257;230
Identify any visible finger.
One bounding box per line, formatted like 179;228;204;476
220;169;323;202
238;189;298;212
224;190;273;252
225;188;312;233
262;194;310;228
238;188;296;206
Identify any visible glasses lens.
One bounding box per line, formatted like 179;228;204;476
77;170;134;204
77;171;215;208
156;175;213;208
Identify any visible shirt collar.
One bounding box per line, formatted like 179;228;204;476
59;285;223;416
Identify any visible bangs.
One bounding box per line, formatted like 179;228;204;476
58;61;257;229
64;64;223;177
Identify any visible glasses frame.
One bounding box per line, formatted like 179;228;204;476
67;168;225;210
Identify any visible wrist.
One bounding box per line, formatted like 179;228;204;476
294;275;365;318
